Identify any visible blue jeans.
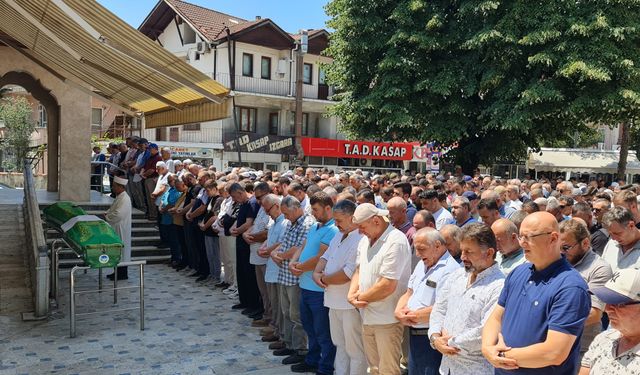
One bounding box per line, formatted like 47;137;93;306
409;333;442;375
300;289;336;374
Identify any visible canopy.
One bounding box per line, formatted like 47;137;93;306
527;148;640;174
0;0;229;118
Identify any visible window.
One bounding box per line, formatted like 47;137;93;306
303;63;313;84
261;57;271;80
288;112;309;135
155;127;166;141
319;68;326;85
182;24;196;44
37;104;47;128
236;107;257;132
183;123;201;131
242;53;254;77
91;108;102;127
269;112;279;135
302;113;309;135
169;127;179;142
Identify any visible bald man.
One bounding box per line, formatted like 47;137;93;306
387;197;416;247
491;219;527;275
482;212;591;375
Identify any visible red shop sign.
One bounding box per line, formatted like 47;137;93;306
302;137;416;161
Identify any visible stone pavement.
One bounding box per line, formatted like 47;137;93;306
0;264;291;375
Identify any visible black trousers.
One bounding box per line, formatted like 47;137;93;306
175;224;188;266
235;238;261;309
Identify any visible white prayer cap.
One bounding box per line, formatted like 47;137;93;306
162;147;171;152
114;176;128;186
174;160;183;166
183;159;193;165
156;161;167;169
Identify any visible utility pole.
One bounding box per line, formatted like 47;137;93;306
293;29;308;167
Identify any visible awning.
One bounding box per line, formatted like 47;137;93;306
0;0;229;119
527;148;640;174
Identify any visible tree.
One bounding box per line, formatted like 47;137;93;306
0;96;35;169
326;0;640;174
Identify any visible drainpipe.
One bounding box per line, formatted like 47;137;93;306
225;27;242;166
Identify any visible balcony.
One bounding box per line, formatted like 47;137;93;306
143;127;223;145
214;73;334;101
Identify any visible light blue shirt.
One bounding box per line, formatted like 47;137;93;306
433;207;455;230
298;219;339;292
407;251;461;328
265;214;288;283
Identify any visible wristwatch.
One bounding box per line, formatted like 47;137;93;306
429;334;440;350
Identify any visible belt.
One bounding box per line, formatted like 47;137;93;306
409;328;430;336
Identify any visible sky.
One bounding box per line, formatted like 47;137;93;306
96;0;331;33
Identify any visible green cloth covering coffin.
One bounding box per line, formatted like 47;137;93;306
43;202;122;268
42;201;86;228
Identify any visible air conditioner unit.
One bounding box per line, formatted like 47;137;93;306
196;41;210;54
276;58;287;76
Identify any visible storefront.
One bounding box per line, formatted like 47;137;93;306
154;142;222;170
223;133;297;171
301;137;415;174
527;148;640;182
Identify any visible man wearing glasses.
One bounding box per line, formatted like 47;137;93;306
481;211;591;374
580;268;640;374
558;219;613;355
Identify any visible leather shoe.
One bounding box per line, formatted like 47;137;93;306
231;304;247;310
273;348;294;356
291;362;317;373
259;327;274;336
261;334;279;342
252;319;269;328
241;308;254;315
268;341;286;350
282;354;305;365
248;311;263;320
195;275;208;282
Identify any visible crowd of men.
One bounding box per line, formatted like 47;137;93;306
102;136;640;375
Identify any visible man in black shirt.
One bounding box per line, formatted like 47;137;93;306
229;182;262;316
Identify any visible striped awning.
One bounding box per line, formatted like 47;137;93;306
0;0;229;120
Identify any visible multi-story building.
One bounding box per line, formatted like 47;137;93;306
138;0;339;171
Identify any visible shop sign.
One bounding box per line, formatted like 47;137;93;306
302;137;415;161
169;146;214;159
224;134;297;154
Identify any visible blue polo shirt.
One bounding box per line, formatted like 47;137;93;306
298;219;338;292
496;257;590;375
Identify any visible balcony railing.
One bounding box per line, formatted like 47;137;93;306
143;127;223;144
213;73;334;101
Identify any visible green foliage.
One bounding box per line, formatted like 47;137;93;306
325;0;640;171
0;96;35;166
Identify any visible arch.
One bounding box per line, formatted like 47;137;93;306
0;71;59;192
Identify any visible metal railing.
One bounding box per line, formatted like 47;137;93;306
90;161;127;194
22;160;49;319
214;73;335;100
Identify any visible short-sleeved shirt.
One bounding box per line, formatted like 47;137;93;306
406;251;460;328
406;202;418;224
572;249;613;354
582;329;640;375
496;257;591;375
457;216;477;228
590;226;609;256
249;207;272;266
601;238;640;271
322;229;362;310
265;214;289;283
278;213;316;286
298;219;339;292
236;196;260;249
154;172;169;206
356;224;412;325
